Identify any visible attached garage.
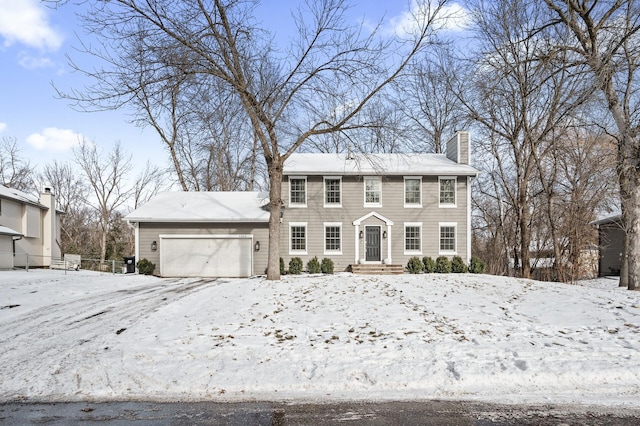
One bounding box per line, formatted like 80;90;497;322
125;192;270;278
160;234;253;278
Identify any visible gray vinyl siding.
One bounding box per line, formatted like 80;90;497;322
598;222;623;276
458;132;470;164
138;222;269;275
446;135;459;163
282;174;470;271
446;131;470;165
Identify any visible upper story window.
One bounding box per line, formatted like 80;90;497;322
324;177;341;207
364;176;382;206
439;177;456;207
289;177;307;207
439;222;457;254
404;177;422;207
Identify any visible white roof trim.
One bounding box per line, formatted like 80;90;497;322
0;226;23;237
352;211;394;226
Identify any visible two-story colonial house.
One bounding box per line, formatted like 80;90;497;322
126;131;479;277
281;131;479;272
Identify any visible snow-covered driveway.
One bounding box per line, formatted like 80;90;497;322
1;269;639;407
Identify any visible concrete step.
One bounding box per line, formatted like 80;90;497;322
349;264;405;275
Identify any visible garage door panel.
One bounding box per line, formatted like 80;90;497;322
160;236;252;278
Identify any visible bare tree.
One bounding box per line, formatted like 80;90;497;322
542;0;640;290
60;0;452;279
73;140;133;263
38;161;90;255
0;137;34;192
398;51;465;153
457;0;591;278
132;161;166;209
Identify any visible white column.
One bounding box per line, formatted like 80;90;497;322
386;225;392;264
354;224;360;264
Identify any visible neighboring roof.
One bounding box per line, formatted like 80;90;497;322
0;225;22;237
0;185;44;208
283;153;480;176
591;214;622;226
125;191;271;223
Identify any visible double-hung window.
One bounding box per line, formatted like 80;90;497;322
289;222;307;254
324;222;342;254
404;223;422;254
404;177;422;207
324;177;341;207
289;177;307;207
364;176;382;206
439;177;456;207
439;223;457;254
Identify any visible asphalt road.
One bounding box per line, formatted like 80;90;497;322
1;400;640;425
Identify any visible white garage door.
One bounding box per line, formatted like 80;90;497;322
159;234;252;278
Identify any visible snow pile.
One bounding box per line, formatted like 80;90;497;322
1;270;639;406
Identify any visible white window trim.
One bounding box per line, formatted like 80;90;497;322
323;176;342;208
404;222;423;255
323;222;342;255
438;176;457;208
439;222;458;255
289;176;307;208
404;176;422;208
289;222;308;255
363;176;382;207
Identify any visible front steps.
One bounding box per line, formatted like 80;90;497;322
349;264;404;275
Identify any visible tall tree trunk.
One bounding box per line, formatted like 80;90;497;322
518;186;532;279
620;231;629;288
615;113;638;290
100;226;107;264
621;173;639;291
266;157;283;280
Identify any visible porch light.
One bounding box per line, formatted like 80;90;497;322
383;230;387;239
151;240;157;251
255;241;260;251
359;230;364;239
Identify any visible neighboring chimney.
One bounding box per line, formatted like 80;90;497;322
40;188;61;265
446;131;471;165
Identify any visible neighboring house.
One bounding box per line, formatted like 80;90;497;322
127;132;479;278
0;185;62;269
592;214;624;276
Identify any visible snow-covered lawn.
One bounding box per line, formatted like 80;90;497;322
1;269;639;406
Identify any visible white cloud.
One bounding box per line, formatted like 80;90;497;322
387;1;470;37
26;127;83;152
0;0;64;51
0;123;6;133
18;52;55;69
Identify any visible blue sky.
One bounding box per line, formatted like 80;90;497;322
0;1;465;175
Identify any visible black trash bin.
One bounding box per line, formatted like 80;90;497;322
124;256;136;273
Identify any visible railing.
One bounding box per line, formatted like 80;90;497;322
0;252;129;274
